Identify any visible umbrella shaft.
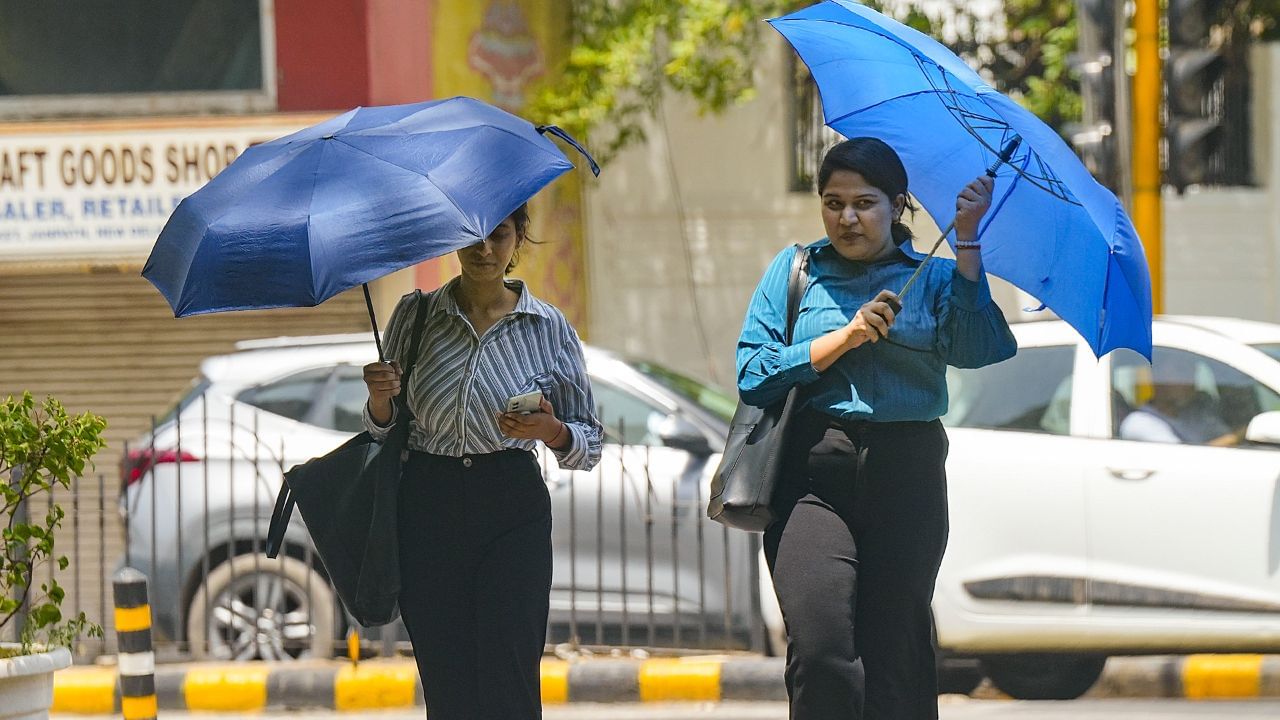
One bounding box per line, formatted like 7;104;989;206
363;283;386;363
897;219;956;301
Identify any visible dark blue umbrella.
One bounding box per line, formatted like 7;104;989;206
142;96;598;359
770;1;1152;358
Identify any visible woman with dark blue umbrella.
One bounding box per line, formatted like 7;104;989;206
737;138;1016;719
363;202;602;720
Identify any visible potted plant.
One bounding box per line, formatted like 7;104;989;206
1;392;105;719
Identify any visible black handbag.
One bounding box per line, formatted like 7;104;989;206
265;291;427;627
708;244;809;532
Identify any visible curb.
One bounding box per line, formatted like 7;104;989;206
50;654;1280;713
1094;654;1280;700
51;657;786;713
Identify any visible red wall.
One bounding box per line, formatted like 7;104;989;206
275;0;371;111
275;0;434;112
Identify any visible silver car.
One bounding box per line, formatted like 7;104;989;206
120;334;768;660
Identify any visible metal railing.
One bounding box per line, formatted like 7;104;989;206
31;394;768;662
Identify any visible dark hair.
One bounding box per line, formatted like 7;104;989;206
505;203;534;273
817;138;918;244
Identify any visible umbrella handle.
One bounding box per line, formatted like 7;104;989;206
537;125;602;177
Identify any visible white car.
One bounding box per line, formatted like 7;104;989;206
931;315;1280;698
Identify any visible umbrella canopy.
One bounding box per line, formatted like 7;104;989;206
770;1;1152;358
143;96;598;319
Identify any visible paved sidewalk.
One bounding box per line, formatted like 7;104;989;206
49;654;1280;713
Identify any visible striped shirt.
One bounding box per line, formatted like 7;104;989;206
362;278;602;471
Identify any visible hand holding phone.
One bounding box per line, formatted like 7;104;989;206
505;390;544;415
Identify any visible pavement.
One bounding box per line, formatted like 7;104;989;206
48;654;1280;713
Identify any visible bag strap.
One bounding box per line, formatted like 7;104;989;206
784;244;810;345
266;291;429;560
394;290;429;421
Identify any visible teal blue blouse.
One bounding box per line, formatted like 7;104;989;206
736;239;1018;422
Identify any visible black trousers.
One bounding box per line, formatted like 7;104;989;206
764;412;949;720
398;449;552;720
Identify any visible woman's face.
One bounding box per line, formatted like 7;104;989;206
457;216;521;282
820;169;905;263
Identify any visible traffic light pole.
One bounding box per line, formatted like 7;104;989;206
1134;0;1163;315
1112;0;1133;209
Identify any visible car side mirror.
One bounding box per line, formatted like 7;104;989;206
1245;411;1280;445
655;415;713;455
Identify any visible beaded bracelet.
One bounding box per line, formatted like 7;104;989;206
955;240;982;251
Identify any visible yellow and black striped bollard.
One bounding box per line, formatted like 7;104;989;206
113;567;157;720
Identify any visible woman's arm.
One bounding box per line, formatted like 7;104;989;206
938;175;1017;368
737;247;821;408
361;293;417;439
543;329;603;471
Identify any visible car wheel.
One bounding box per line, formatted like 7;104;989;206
936;658;985;696
187;554;336;661
982;654;1106;700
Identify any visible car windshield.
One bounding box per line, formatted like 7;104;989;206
1252;343;1280;363
629;361;736;423
157;375;213;426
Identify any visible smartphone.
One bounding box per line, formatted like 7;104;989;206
505;390;544;415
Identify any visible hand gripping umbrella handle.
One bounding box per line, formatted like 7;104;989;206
892;136;1022;311
537;125;602;177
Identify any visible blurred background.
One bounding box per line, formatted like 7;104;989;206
3;0;1280;705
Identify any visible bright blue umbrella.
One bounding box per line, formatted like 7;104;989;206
142;96;598;359
770;1;1152;358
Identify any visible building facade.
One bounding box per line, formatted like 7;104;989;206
0;0;585;647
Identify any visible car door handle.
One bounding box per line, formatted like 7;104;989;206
1107;467;1156;481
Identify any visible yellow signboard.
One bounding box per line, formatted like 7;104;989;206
428;0;589;333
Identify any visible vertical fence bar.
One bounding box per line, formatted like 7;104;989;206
595;448;604;646
252;410;262;660
617;421;629;648
72;479;81;654
567;453;578;648
227;402;236;655
45;484;55;601
148;416;158;593
123;440;132;570
670;469;681;648
722;524;732;645
748;533;766;653
98;473;108;656
643;435;655;648
695;472;707;648
175;405;184;655
202;394;211;657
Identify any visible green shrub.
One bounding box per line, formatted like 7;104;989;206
1;392;106;654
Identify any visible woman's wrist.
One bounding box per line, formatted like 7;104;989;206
367;398;394;427
547;420;570;450
842;324;867;350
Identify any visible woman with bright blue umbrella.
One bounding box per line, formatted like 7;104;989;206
737;138;1016;719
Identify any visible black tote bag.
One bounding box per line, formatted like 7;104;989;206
707;245;809;532
265;291;427;627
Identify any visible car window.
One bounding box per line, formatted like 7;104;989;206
592;381;667;446
1112;347;1280;445
1252;343;1280;363
237;368;333;424
630;360;736;423
327;366;369;433
943;345;1074;435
